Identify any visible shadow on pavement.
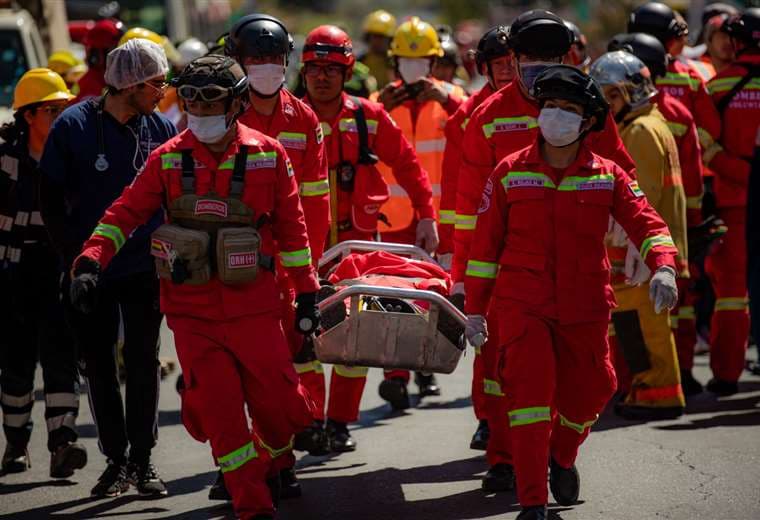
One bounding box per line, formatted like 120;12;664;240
281;456;522;520
0;478;77;494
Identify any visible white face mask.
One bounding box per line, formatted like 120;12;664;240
246;63;285;96
187;113;230;144
537;107;584;147
397;58;430;84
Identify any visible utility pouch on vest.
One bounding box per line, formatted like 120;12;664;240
216;227;262;284
151;224;211;285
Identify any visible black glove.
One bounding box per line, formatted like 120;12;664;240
295;291;320;335
70;256;101;314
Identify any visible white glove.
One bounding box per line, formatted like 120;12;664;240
607;218;629;248
649;266;678;314
465;314;487;347
450;282;465;296
624;242;651;286
415;218;440;254
437;252;453;271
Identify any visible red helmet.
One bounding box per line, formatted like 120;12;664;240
302;25;355;69
84;18;125;49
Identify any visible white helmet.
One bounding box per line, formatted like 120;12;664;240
589;50;657;111
177;37;209;67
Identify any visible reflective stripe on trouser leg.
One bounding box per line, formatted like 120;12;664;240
254;433;293;460
705;207;749;382
327;366;369;423
218;441;258;473
1;390;35;444
612;284;685;408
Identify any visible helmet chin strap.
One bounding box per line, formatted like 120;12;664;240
615;104;631;124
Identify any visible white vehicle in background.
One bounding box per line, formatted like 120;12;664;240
0;7;46;121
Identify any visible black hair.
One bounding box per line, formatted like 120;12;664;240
0;103;40;145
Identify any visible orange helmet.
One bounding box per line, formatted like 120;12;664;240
302;25;355;69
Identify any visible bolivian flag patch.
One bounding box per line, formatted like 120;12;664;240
628;181;644;198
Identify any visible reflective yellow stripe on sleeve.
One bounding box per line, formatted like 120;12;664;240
280;248;312;267
640;234;676;260
454;213;477;230
300;179;330;197
466;260;498;279
93;223;126;251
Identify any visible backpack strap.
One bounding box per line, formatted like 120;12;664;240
716;65;760;115
230;144;248;197
351;96;379;165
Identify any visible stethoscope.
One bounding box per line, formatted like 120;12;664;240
94;96;152;173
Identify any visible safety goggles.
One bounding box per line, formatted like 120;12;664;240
177;76;247;102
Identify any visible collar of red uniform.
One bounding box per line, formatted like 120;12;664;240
521;137;599;174
735;49;760;65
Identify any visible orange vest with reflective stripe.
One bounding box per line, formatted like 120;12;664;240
376;80;465;232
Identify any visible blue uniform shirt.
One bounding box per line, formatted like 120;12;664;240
40;97;176;280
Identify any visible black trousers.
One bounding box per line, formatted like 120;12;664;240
66;270;162;464
0;245;79;452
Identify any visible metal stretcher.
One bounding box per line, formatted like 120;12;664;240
313;241;467;374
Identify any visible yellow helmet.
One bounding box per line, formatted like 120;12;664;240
363;10;397;38
47;50;87;83
390;17;443;58
119;27;163;47
13;68;74;111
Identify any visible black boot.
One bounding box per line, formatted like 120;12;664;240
516;505;547;519
50;441;87;479
481;463;515;492
549;457;580;506
470;419;489;450
706;378;738;396
2;443;30;473
208;470;231;501
294;420;331;456
378;378;410;410
415;372;441;397
326;419;357;452
680;369;703;397
279;466;302;499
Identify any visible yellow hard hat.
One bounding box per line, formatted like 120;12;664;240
13;68;74;111
363;10;397;38
47;50;87;83
119;27;163;47
390;17;443;58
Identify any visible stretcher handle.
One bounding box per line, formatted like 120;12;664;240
317;284;467;327
318;240;436;269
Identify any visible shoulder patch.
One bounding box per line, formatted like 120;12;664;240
315;124;324;145
478;178;494;214
628;181;645;198
286;157;295;178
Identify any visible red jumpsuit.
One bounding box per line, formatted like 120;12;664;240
453;81;634;470
465;141;678;507
439;83;498;446
301;93;435;418
704;50;760;382
77;124;319;519
239;90;329;466
655;92;705;372
656;59;722;151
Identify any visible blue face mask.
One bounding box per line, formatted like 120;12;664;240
519;62;554;92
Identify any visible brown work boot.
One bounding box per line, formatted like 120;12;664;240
50;441;87;478
2;443;30;473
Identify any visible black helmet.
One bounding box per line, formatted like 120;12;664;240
475;26;510;68
438;34;461;66
723;8;760;48
509;10;573;59
628;2;687;45
174;54;248;103
607;32;668;79
564;20;584;46
224;14;294;62
531;64;608;131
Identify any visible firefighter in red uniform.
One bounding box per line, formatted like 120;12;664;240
299;24;436;444
69;56;319;520
703;9;760;395
75;19;125;102
438;25;515;481
223;14;331;499
464;65;679;520
628;2;722;154
453;10;634;492
608;32;707;395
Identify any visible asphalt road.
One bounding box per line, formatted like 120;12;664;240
1;323;759;520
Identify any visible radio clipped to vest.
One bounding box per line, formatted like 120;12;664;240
150;146;269;285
